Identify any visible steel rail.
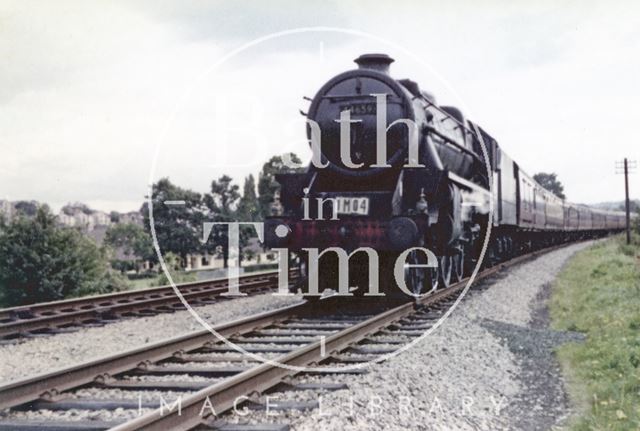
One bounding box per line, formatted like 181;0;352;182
114;302;420;430
0;269;297;339
0;269;288;321
0;300;312;410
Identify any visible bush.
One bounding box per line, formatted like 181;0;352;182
110;259;137;273
104;223;154;268
0;208;129;306
618;243;636;257
617;233;640;257
155;252;197;285
73;267;130;298
126;271;157;281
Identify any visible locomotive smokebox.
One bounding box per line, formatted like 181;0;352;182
354;53;394;74
307;52;413;176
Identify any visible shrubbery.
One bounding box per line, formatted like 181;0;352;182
104;222;154;272
0;208;129;306
617;232;640;257
155;252;197;285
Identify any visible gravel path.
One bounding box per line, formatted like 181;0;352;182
267;242;591;430
0;293;301;383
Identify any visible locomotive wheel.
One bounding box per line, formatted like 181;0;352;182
438;254;453;288
451;249;464;283
403;249;438;296
293;254;314;298
404;249;426;296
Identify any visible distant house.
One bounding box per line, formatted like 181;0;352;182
56;203;137;231
58;210;93;230
57;212;76;227
2;200;144;231
0;200;14;221
0;199;40;220
86;225;108;245
120;211;143;226
91;211;111;227
185;237;276;272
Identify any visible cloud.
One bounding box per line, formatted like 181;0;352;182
0;1;227;210
0;0;639;213
127;0;349;42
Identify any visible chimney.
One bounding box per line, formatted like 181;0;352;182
354;53;395;74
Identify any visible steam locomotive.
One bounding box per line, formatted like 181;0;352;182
265;53;626;297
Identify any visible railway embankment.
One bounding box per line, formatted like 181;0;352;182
550;235;640;430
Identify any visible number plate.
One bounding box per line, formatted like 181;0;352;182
335;197;369;215
340;103;377;115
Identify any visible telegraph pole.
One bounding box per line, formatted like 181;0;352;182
616;158;637;244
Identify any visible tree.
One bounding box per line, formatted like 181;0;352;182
205;175;240;215
155;252;197;285
533;172;566;199
61;202;93;215
0;208;128;306
617;199;639;213
237;175;260;222
143;178;205;265
13;201;39;217
236;175;261;263
104;223;154;272
204;175;240;268
257;153;304;219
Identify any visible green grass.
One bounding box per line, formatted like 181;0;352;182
128;276;160;290
550;235;640;430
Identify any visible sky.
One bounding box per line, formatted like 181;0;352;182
1;0;639;213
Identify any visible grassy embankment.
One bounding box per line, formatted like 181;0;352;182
551;235;640;430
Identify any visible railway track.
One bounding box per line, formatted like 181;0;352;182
0;243;569;430
0;269;297;341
